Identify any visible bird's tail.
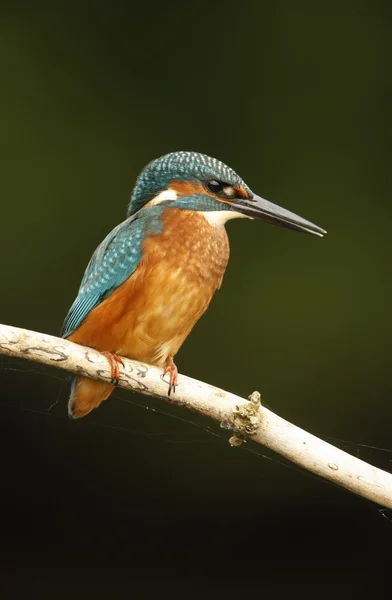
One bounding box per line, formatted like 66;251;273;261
68;376;114;419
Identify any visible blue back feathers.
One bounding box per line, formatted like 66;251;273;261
61;208;163;338
128;151;250;216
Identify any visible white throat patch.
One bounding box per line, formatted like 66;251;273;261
201;210;250;226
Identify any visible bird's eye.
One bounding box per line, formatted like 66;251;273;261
207;180;224;194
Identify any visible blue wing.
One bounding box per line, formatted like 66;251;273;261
61;213;147;338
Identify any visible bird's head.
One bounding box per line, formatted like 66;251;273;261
127;151;326;236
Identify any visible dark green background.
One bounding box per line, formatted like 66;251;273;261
1;1;391;596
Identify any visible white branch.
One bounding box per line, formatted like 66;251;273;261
1;322;391;509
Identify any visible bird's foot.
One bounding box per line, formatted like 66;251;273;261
163;357;178;396
101;351;124;386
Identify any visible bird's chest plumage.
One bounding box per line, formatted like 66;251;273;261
128;208;229;363
151;208;230;288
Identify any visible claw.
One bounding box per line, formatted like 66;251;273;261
163;358;178;396
102;351;124;386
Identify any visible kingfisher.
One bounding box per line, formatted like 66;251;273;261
62;151;325;419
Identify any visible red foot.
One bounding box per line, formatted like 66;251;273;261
102;351;124;386
163;358;178;396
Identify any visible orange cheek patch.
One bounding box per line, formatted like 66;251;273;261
168;178;235;208
169;179;207;197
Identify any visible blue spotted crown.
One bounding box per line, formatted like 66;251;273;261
127;151;250;216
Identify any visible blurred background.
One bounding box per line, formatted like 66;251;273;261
0;1;391;596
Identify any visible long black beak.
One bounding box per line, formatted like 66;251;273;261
232;193;326;237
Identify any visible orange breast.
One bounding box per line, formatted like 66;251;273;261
69;208;230;367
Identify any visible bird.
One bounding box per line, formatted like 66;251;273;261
62;151;325;419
